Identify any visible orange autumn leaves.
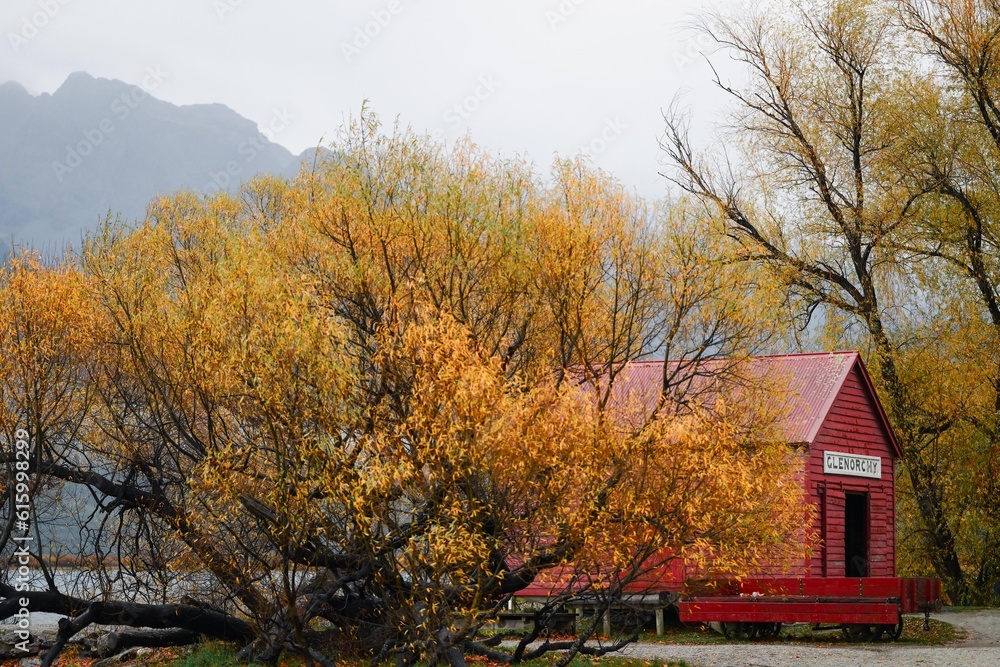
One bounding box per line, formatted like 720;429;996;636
0;113;804;653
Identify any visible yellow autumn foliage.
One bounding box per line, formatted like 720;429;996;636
0;111;804;663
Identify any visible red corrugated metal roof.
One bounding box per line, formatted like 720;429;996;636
605;351;899;453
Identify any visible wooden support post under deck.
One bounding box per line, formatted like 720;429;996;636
655;607;664;637
603;608;611;637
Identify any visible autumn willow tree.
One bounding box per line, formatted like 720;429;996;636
896;0;1000;602
663;0;1000;603
0;114;804;666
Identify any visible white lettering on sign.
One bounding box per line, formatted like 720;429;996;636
823;451;882;480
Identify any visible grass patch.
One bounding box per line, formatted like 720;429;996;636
166;643;689;667
638;616;964;646
903;616;966;645
170;643;245;667
637;625;727;645
506;657;688;667
779;616;964;645
167;643;310;667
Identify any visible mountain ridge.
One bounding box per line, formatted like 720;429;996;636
0;72;317;248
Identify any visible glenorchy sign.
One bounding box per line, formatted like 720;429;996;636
823;450;882;480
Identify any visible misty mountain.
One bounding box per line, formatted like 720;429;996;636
0;72;320;252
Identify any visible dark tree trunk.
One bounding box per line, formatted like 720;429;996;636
91;629;201;658
0;584;255;667
907;457;970;604
868;332;969;603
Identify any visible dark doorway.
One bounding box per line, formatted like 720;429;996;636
845;492;869;577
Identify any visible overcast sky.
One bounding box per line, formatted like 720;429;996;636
2;0;742;199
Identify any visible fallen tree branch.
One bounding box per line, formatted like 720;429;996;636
91;629;201;658
462;639;513;664
0;585;255;666
42;607;97;667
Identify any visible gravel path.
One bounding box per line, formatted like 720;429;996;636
619;610;1000;667
937;610;1000;647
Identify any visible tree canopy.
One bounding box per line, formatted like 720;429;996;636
664;0;1000;604
0;114;804;666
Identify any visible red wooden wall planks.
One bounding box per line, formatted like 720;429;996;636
807;364;896;577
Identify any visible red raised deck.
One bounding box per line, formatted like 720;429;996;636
678;576;942;640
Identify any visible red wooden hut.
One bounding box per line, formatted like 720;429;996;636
520;351;901;593
510;352;937;639
615;351;902;581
